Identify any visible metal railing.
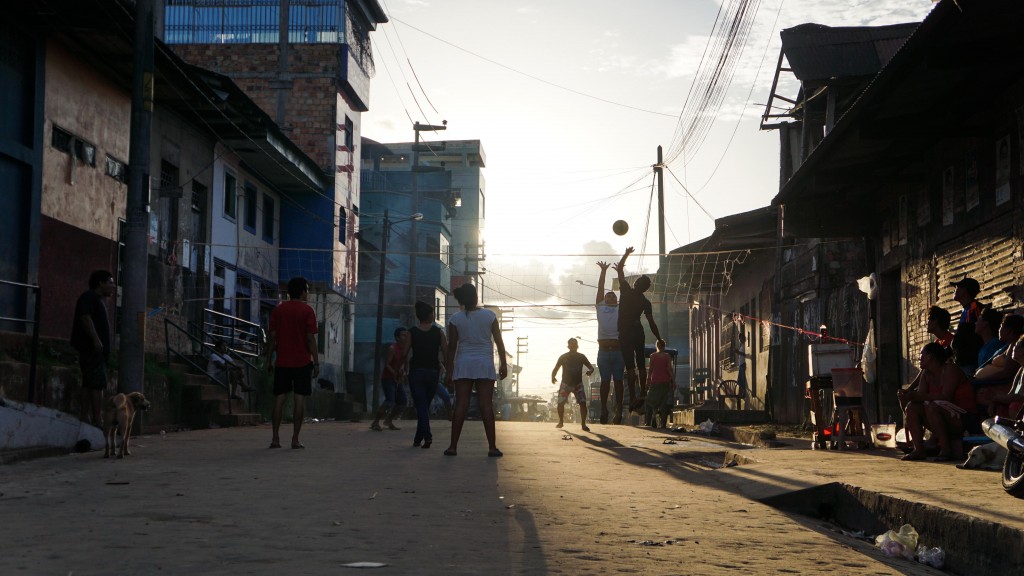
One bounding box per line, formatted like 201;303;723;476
0;279;42;403
164;311;264;417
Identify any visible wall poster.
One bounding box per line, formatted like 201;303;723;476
941;166;954;225
965;149;979;211
996;134;1012;206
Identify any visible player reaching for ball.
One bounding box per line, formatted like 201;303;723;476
612;247;663;415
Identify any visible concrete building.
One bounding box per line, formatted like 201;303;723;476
1;1;330;424
357;138;453;404
164;0;388;385
367;138;487;312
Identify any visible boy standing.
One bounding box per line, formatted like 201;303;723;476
551;338;595;432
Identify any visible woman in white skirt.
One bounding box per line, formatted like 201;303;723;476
444;283;508;457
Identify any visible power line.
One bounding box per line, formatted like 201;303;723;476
390;16;678;119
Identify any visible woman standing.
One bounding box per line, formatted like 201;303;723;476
445;283;508;457
408;301;447;449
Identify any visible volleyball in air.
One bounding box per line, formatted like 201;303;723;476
612;220;629;236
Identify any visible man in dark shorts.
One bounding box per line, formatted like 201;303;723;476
613;247;663;413
265;277;319;449
551;338;595;432
70;270;116;426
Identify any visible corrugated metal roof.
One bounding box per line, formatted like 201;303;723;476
781;22;919;82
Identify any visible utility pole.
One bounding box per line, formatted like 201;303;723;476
372;210;422;410
515;336;528;397
655;146;667;331
371;209;390;411
120;0;155;394
410;121;446;317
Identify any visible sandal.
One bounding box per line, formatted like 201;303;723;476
422;440;432;449
488;449;503;458
370;423;383;432
291;443;305;450
443;448;457;456
901;450;926;461
269;442;281;449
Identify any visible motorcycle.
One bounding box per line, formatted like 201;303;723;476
981;409;1024;496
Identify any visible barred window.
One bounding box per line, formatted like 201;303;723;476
51;125;96;167
164;0;342;45
105;156;127;183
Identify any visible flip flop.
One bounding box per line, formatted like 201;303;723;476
581;424;591;432
269;442;282;449
291;443;305;450
488;449;503;458
443;448;457;456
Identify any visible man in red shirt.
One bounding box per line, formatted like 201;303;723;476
265;277;319;449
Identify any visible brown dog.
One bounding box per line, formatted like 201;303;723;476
103;392;151;459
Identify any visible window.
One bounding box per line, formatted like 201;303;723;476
262;194;275;242
163;0;341;45
236;276;252;322
51;125;96;166
439;234;450;267
223;172;237;219
338;206;347;244
344;116;353;149
191;181;207;213
105;156;127;183
244;183;257;232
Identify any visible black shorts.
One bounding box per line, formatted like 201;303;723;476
78;352;108;391
273;364;313;396
619;326;645;371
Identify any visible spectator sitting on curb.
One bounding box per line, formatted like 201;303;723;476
950;277;984;375
898;343;977;462
927;306;954;351
989;335;1024;418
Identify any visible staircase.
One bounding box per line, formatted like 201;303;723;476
164;313;264;429
173;364;262;428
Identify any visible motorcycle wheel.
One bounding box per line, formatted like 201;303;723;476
1001;451;1024;497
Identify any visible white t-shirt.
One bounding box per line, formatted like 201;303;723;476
449;307;498;380
596;304;619;340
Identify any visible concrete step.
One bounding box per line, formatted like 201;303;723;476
184;373;208;388
200;384;230;401
670;406;770;427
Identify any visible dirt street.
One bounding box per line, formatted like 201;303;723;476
0;421;950;575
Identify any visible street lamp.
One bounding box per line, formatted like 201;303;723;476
372;209;423;410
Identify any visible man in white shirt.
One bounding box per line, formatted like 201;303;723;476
595;261;625;424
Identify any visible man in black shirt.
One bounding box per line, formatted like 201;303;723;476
70;270;116;426
613;247;663;413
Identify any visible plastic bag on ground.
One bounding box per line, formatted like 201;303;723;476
916;545;945;568
874;524;918;560
697;419;715;434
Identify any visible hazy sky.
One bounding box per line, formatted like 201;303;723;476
363;0;936;397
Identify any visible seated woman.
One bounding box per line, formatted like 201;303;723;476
973;314;1023;415
990;335;1024;418
898;342;977;461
